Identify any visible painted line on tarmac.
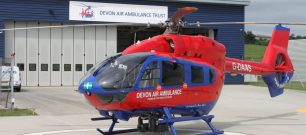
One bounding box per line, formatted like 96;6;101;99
297;108;306;113
178;128;248;135
23;129;96;135
23;128;248;135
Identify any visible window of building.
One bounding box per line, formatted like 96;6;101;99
162;61;185;86
53;64;60;71
86;64;93;71
191;66;204;83
41;64;48;71
139;61;160;88
75;64;82;71
29;64;36;71
64;64;71;71
17;63;24;71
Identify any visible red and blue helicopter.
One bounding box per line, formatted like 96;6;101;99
78;7;297;135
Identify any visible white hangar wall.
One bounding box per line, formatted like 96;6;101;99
5;21;117;86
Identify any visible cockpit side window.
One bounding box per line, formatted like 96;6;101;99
139;61;160;88
162;61;185;86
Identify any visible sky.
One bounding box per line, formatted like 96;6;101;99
245;0;306;36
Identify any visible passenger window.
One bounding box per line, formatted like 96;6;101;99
41;64;48;71
86;64;93;71
209;69;216;83
191;66;204;83
75;64;82;71
162;61;185;86
29;64;36;71
53;64;60;71
139;61;160;88
64;64;71;71
17;63;24;71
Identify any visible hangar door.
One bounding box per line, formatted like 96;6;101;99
4;21;117;86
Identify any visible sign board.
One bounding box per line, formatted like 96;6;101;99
69;1;168;24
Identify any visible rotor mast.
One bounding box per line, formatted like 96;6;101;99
163;7;198;34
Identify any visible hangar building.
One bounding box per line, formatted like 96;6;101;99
0;0;250;86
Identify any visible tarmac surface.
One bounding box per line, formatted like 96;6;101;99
0;85;305;135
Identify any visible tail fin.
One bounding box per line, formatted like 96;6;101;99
261;24;294;97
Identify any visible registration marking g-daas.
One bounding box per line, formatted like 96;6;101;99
232;62;252;72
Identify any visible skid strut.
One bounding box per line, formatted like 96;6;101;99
159;107;224;135
91;116;138;135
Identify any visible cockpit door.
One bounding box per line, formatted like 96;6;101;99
137;61;160;89
136;59;187;90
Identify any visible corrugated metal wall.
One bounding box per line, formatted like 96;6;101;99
0;0;245;84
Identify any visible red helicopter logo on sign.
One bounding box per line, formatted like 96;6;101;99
76;7;300;135
79;4;94;19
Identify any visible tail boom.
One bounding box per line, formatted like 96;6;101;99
225;24;294;97
225;57;277;75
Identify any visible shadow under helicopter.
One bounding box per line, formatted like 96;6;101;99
43;112;303;135
114;112;302;135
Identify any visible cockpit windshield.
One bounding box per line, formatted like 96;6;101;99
79;54;121;84
96;53;152;90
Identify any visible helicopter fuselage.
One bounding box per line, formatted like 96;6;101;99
79;34;228;120
76;7;294;134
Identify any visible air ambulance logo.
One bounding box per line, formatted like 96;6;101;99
79;4;95;20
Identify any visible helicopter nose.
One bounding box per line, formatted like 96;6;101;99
80;82;93;96
78;75;97;95
79;74;115;96
78;75;129;104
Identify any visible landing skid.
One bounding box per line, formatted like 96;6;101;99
92;107;224;135
91;116;139;135
160;107;224;135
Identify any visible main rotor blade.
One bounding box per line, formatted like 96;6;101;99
171;7;198;25
189;21;306;26
0;22;157;32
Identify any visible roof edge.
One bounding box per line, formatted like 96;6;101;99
148;0;251;6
